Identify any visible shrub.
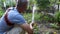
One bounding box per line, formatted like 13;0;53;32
0;11;4;17
55;11;60;23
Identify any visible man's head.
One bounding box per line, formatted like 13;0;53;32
16;0;28;13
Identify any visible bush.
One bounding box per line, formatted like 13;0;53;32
23;13;42;23
23;13;32;23
0;11;4;17
55;11;60;23
36;0;50;9
23;12;55;23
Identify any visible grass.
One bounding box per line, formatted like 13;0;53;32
23;12;43;23
0;10;4;17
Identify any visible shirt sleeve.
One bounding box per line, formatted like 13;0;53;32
8;10;26;25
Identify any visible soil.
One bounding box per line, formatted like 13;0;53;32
37;22;60;34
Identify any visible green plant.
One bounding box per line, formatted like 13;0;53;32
35;0;50;10
23;12;55;23
34;13;41;21
55;11;60;22
6;0;16;7
43;15;54;22
0;11;4;17
23;13;32;23
33;23;39;34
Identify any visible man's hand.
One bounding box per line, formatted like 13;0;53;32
19;23;33;34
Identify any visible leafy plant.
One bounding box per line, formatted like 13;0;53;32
23;13;32;23
0;11;4;17
55;11;60;22
35;0;50;10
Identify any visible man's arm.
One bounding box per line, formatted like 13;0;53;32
8;11;33;34
19;23;33;34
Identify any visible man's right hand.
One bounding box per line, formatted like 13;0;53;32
19;23;33;34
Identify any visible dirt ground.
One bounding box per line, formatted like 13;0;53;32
37;23;60;34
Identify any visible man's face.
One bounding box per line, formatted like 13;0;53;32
17;0;28;12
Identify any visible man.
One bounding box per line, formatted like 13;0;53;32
0;0;33;34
